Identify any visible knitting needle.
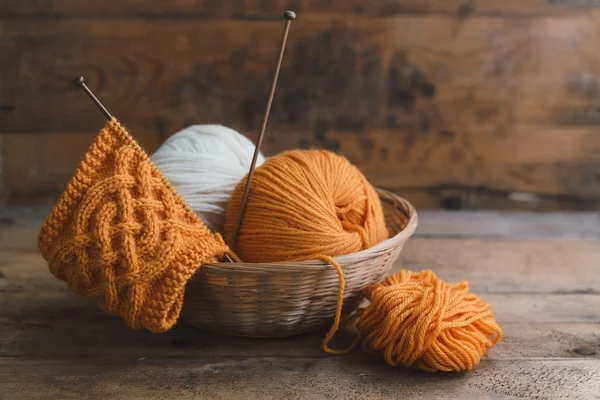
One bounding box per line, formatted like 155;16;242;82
73;76;113;121
228;10;296;252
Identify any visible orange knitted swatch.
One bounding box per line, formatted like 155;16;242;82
38;119;230;332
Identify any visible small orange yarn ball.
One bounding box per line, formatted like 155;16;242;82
356;270;503;372
224;149;389;262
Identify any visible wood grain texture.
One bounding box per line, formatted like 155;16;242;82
0;135;6;205
3;11;600;205
2;237;600;292
1;358;599;400
2;273;599;360
4;208;600;251
3;253;599;360
1;212;600;398
2;286;598;354
1;0;599;18
416;211;600;239
402;239;600;294
3;207;600;240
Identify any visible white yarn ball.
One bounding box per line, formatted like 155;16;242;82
150;124;265;234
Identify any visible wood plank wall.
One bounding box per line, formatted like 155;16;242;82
1;0;600;209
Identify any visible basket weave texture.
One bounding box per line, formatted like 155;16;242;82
182;189;418;337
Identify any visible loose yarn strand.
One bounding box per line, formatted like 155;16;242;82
318;255;361;355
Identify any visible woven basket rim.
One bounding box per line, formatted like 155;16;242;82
202;188;418;270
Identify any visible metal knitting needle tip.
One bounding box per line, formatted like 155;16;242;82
73;76;113;121
283;10;296;20
228;10;296;254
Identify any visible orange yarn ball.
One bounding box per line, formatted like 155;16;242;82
224;149;389;262
356;270;502;372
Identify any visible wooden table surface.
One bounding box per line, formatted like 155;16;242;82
1;210;599;399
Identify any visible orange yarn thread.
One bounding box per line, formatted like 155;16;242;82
352;270;503;372
317;255;362;355
38;119;234;332
224;149;389;262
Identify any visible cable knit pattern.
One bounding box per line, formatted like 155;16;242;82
38;119;229;332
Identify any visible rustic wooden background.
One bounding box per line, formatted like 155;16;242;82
1;0;600;209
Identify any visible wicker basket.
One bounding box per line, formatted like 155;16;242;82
181;188;418;338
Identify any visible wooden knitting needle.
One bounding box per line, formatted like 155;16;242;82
228;10;296;252
73;76;113;120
